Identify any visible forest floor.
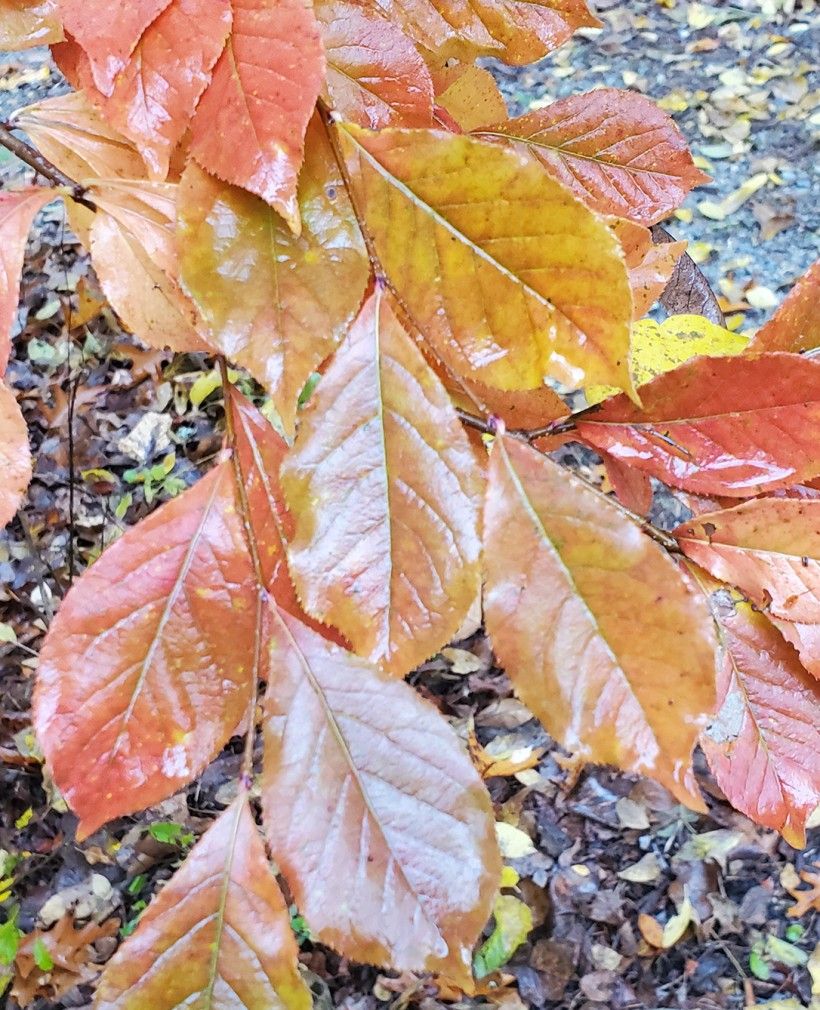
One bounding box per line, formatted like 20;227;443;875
0;2;818;1009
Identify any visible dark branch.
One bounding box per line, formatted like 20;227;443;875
0;123;95;210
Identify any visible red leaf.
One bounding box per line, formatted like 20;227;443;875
477;89;708;224
676;499;820;678
33;462;260;837
262;606;500;982
281;290;482;676
0;380;32;527
317;0;434;128
691;570;820;849
602;453;653;516
751;259;819;354
577;354;820;497
95;795;311;1010
483;434;717;808
78;0;232;179
0;0;62;49
56;0;171;94
0;187;54;373
189;0;325;232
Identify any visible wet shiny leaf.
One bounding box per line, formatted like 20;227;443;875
338;124;634;395
0;0;62;48
751;260;819;354
281;290;482;676
484;434;717;808
262;606;501;983
189;0;325;232
178;120;369;435
578;354;820;497
96;795;311;1010
33;462;260;837
477;89;709;225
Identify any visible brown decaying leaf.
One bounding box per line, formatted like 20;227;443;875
476;89;709;225
189;0;326;232
372;0;599;65
751;259;819;354
178;118;369;436
0;0;62;48
69;0;232;180
629;238;687;320
56;0;171;94
651;224;725;326
689;568;820;849
95;795;311;1010
33;462;261;838
262;605;501;984
0;187;55;372
87;179;212;354
577;354;820;497
0;379;33;528
281;289;482;676
338;124;634;396
483;434;717;809
317;0;434;128
784;863;820;917
676;499;820;678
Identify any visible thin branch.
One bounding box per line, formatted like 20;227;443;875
218;358;266;785
456;406;574;443
0;123;95;209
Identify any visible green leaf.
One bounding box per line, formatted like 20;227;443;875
148;822;194;847
0;920;21;966
32;936;54;971
473;894;532;978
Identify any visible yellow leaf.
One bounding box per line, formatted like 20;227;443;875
698;173;768;220
495;822;536;859
586;314;748;404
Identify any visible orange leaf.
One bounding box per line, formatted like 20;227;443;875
189;0;325;232
477;89;709;225
33;462;261;837
751;260;819;354
337;124;634;395
57;0;171;94
317;0;434;128
373;0;599;65
95;795;310;1010
453;377;568;431
282;290;482;676
178;120;369;435
483;434;717;808
602;453;653;516
433;63;507;132
0;0;62;48
0;380;32;527
78;0;232;180
87;179;211;353
262;605;501;982
690;570;820;849
629;238;687;320
577;354;820;497
0;187;53;372
676;499;820;678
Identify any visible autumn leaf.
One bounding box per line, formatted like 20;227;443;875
0;187;54;372
189;0;325;232
281;289;482;676
751;260;819;354
0;0;62;48
0;380;32;527
628;238;687;320
56;0;171;94
33;462;261;837
449;376;567;431
178;119;369;435
73;0;232;180
262;605;501;983
690;569;820;848
483;434;717;808
586;314;749;405
373;0;599;65
577;354;820;497
317;0;434;128
475;89;709;225
95;795;311;1010
87;179;212;353
337;124;634;395
433;63;507;132
12;91;147;183
602;452;653;516
676;499;820;678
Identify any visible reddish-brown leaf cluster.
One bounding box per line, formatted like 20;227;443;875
0;0;818;1003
